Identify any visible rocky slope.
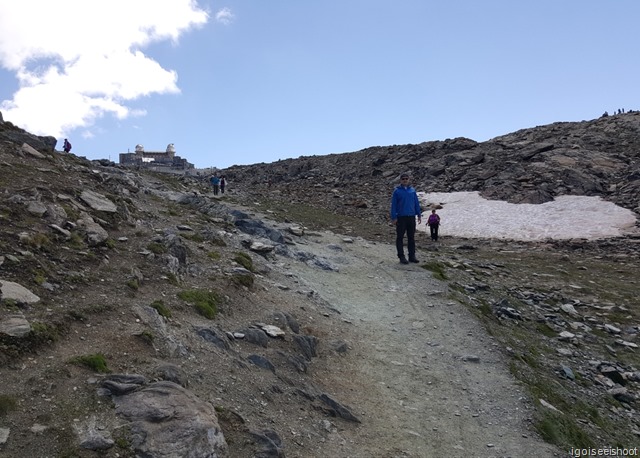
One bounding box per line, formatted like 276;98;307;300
0;112;639;457
222;111;640;230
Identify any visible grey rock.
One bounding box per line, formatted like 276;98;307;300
197;327;230;350
318;393;361;423
0;313;31;337
248;354;276;373
113;381;227;457
0;280;40;304
79;190;117;213
0;428;9;445
293;334;318;360
240;328;269;348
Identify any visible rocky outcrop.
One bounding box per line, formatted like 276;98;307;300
0;112;57;152
222;112;640;229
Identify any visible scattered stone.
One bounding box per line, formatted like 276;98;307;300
462;355;480;363
558;331;576;341
604;324;622;334
260;324;285;338
0;280;40;304
0;428;9;445
79;190;117;213
318;394;361;423
539;399;563;414
247;354;276;372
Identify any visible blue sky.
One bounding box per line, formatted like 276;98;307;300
1;1;638;169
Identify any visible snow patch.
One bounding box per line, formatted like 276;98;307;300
418;192;637;241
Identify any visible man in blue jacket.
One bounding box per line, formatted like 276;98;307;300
390;173;422;264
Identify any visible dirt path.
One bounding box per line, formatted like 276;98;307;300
283;230;561;458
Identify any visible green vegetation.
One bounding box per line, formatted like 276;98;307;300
207;251;221;260
231;274;254;288
61;204;80;221
24;233;51;250
137;330;154;344
180;232;204;242
33;271;47;285
30;322;61;343
126;278;139;290
0;395;18;416
70;353;110;373
2;298;18;308
146;242;168;254
166;272;181;286
150;300;172;318
234;252;254;271
68;232;85;249
178;289;220;319
535;411;595;448
421;261;448;280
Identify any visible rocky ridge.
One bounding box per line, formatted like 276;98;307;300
223;111;640;229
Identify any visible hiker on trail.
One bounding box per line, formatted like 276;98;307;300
210;175;220;195
390;173;422;264
427;209;441;241
63;138;72;153
220;175;227;194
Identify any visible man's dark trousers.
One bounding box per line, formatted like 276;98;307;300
396;216;416;259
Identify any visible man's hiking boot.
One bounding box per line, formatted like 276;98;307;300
399;257;409;264
409;257;419;263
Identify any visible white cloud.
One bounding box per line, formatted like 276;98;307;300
215;7;234;25
0;0;208;138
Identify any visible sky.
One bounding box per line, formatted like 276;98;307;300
1;1;639;170
418;192;637;241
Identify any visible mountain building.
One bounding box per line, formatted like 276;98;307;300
119;143;194;170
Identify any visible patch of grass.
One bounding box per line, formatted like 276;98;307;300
178;289;219;319
33;271;47;285
67;310;86;321
180;232;204;242
70;353;110;373
535;411;595;448
234;252;254;271
136;330;154;344
2;298;18;308
126;278;139;290
421;261;448;280
208;236;227;247
30;322;61;343
231;273;254;288
150;300;172;318
68;232;85;249
535;321;558;338
166;272;181;286
0;394;18;416
104;238;116;249
207;251;221;260
164;204;180;216
24;233;51;250
146;242;168;254
475;298;493;316
61;204;80;221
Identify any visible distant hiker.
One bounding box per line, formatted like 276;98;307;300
390;173;422;264
220;175;227;194
427;209;441;241
210;175;220;195
63;138;72;153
